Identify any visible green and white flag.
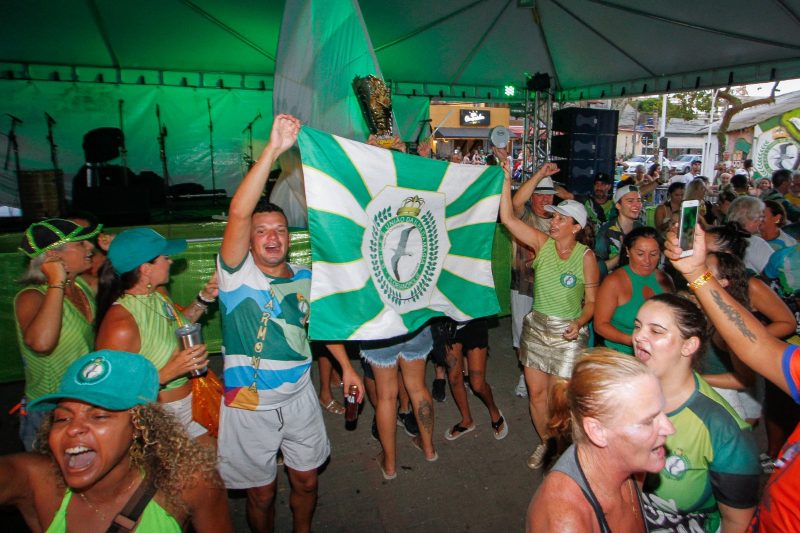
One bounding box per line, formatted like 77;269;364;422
298;126;502;340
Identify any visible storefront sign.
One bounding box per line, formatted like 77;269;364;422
460;109;490;126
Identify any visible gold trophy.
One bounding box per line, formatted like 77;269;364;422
353;75;395;148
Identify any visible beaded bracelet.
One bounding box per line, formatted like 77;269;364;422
688;271;713;291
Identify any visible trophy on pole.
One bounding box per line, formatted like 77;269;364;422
353;75;395;148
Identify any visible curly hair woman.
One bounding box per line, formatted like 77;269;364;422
0;350;231;532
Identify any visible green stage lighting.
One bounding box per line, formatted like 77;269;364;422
504;85;515;97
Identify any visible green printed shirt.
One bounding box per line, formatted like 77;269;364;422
642;374;761;532
217;253;312;410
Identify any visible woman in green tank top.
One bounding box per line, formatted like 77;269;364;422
500;160;600;470
95;228;217;440
0;350;231;532
594;226;674;355
15;218;102;451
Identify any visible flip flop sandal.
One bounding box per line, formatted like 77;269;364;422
491;410;509;440
411;436;439;462
444;422;476;441
319;399;345;415
376;453;397;480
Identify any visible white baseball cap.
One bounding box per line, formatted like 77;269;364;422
614;184;640;204
544;199;588;228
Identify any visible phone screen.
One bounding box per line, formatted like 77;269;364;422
678;201;699;255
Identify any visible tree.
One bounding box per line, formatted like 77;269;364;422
715;82;779;161
636;91;717;120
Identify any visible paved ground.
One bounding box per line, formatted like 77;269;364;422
0;316;767;531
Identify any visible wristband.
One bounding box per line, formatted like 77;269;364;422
197;292;216;305
688;271;713;291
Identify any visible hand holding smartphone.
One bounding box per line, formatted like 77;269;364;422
677;200;699;257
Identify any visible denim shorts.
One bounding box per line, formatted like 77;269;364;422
360;326;433;368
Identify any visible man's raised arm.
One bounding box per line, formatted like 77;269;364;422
220;114;301;267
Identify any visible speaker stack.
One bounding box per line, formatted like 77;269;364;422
550;108;618;196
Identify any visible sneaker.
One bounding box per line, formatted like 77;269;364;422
515;374;528;398
371;416;379;441
760;452;775;474
397;409;420;437
527;442;548;470
432;378;446;402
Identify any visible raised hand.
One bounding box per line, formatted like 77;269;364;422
664;223;708;281
266;114;301;156
41;255;67;285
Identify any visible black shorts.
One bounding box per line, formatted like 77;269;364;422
452;318;489;352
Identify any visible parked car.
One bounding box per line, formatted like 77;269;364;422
668;154;702;174
622;155;669;175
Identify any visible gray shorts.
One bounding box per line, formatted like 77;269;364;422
217;381;330;489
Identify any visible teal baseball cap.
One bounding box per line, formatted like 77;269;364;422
107;227;187;274
28;350;159;412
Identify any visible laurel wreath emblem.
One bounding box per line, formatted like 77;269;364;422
369;206;439;306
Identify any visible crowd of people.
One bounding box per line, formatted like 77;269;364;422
2;112;800;532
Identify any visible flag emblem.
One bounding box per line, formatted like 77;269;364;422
365;189;447;309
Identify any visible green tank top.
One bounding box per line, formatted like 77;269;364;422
46;488;181;533
606;265;664;355
14;277;95;400
532;239;588;320
117;292;188;391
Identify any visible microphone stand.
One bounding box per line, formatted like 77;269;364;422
3;114;22;210
3;114;22;175
118;100;129;186
156;104;171;214
207;98;217;205
242;111;261;173
45;112;58;172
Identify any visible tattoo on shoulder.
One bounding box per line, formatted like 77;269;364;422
710;289;757;343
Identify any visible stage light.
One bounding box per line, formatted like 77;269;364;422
504;85;515;97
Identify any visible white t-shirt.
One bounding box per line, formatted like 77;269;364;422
744;235;775;274
669;173;696;186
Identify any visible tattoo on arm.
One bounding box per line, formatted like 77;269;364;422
416;399;434;432
710;289;757;343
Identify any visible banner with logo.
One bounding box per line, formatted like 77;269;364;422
298;126;502;340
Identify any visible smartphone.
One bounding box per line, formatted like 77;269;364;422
677;200;699;257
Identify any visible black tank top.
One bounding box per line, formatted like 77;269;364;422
550;445;649;533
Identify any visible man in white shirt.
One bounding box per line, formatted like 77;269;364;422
670;159;701;186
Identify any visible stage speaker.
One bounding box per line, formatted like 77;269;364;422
18;170;66;220
554;159;615;196
551;134;615;161
552;108;619;135
83;128;124;163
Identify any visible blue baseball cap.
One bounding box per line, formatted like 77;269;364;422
28;350;159;412
107;227;187;274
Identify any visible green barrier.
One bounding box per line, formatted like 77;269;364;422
0;223;511;383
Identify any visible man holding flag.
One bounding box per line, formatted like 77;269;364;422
215;114;363;533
